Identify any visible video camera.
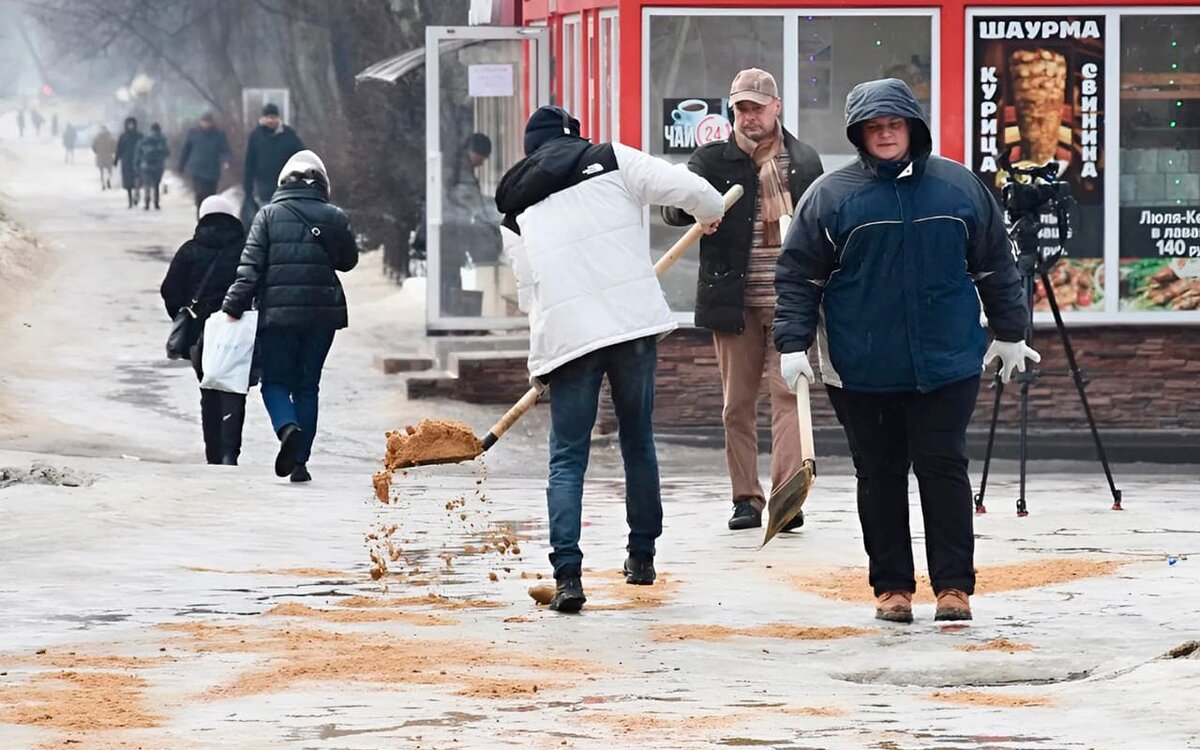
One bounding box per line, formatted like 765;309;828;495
998;152;1073;218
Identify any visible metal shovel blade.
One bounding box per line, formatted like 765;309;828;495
762;459;815;547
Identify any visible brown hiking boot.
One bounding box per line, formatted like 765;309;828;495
875;591;914;623
935;589;972;621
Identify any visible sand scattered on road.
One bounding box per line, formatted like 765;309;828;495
263;602;457;626
928;690;1055;708
781;706;846;717
958;638;1037;653
454;677;565;699
0;670;162;731
182;566;349;578
157;622;600;700
581;569;682;611
788;558;1127;603
650;623;873;643
581;711;753;734
336;594;504;610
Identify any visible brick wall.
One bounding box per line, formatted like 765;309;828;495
593;325;1200;434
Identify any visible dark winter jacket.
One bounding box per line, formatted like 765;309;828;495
774;78;1026;394
177;126;231;182
243;124;304;203
161;214;246;321
114;130;143;188
662;128;823;333
137;133;170;176
222;182;358;330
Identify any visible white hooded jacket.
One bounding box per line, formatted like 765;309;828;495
497;139;723;379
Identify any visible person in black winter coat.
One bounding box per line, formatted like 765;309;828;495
161;195;248;465
242;103;304;210
774;78;1038;624
177;113;232;211
223;150;358;483
137;122;170;210
114;117;143;208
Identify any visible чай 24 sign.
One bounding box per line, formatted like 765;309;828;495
662;98;732;155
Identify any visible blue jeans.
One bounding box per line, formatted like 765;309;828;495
258;328;335;464
545;336;661;578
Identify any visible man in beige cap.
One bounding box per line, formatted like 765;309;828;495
664;68;824;531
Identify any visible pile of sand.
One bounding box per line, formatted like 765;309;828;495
264;602;456;626
787;558;1127;603
928;690;1054;708
958;638;1037;653
384;419;482;471
0;670;163;731
649;623;873;643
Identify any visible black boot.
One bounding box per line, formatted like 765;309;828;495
221;454;239;466
549;566;586;613
623;554;656;585
781;509;805;531
290;464;311;483
274;423;302;477
728;499;762;530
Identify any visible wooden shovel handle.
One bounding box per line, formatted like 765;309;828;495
653;184;744;275
796;375;816;467
481;385;541;450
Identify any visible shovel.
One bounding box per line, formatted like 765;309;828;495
762;213;817;546
477;183;746;453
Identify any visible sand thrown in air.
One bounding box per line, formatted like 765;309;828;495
958;638;1037;653
649;623;873;643
928;690;1055;708
384;419;482;471
0;670;163;731
787;558;1128;603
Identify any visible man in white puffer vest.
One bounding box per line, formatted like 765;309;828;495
497;105;724;613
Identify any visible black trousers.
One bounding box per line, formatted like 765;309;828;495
192;177;218;209
200;388;246;464
826;375;980;597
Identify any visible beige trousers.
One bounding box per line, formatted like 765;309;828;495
711;306;803;509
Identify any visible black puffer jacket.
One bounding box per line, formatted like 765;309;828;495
161;214;246;320
662;128;823;333
222;182;358;330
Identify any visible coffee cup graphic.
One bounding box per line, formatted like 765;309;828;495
671;99;709;130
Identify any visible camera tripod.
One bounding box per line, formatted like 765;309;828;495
974;206;1123;517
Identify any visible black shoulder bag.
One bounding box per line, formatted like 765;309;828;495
166;253;221;360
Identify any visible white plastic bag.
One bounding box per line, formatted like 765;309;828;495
199;311;258;394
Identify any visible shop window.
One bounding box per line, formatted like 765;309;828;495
562;16;583;120
1118;14;1200;313
647;14;785;313
599;12;619;142
796;16;933;163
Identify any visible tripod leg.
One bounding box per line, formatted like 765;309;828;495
975;375;1005;514
1040;269;1123;510
1017;369;1031;517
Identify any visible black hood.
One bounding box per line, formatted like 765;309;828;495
523;105;582;156
194;213;246;248
496;136;591;222
844;78;932;160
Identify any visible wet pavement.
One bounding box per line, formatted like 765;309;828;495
2;122;1200;749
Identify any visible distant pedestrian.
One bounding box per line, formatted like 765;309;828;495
92;125;116;189
161;195;248;465
62;123;77;163
242;103;303;223
16;109;25;138
114;117;143;208
223;150;358;483
30;110;44;137
137;122;170;210
177;113;232;212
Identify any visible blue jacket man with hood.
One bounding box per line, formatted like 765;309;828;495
774;79;1035;624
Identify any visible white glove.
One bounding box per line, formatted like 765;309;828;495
780;352;814;393
983;339;1041;384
